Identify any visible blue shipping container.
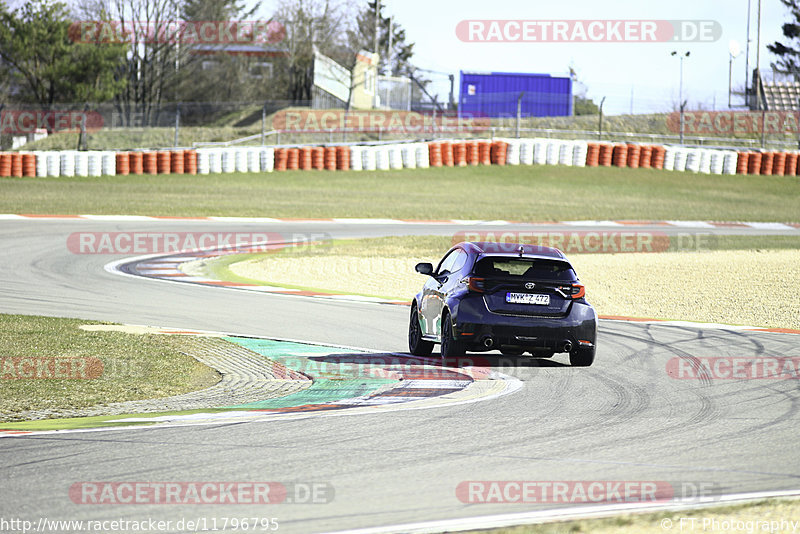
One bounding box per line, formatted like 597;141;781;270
459;71;573;118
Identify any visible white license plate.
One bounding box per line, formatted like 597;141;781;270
506;292;550;305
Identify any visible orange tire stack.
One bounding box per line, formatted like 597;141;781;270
786;153;798;176
651;146;666;169
22;153;36;177
324;147;337;170
598;143;613;166
0;153;10;177
286;148;300;170
143;152;157;174
312;147;325;170
10;153;22;177
441;141;454;167
274;148;287;171
638;145;653;169
490;141;507;165
773;152;787;175
183;150;197;175
336;146;350;170
156;151;171;174
428;142;443;167
612;144;628;167
130;152;144;175
760;152;774;175
465;141;480;165
735;152;749;174
170;150;184;174
298;147;312;170
626;144;641;168
747;152;762;175
478;141;492;165
453;142;467;167
585;143;600;166
116;152;130;175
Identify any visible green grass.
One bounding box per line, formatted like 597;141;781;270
0;314;220;421
1;165;798;222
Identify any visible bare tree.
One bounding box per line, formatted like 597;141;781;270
77;0;188;126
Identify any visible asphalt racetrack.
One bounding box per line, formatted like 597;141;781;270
1;218;799;533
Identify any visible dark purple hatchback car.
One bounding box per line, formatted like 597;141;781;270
409;242;597;366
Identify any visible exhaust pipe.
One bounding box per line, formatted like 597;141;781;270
481;335;495;348
561;340;573;353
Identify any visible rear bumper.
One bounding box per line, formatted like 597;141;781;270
451;295;597;352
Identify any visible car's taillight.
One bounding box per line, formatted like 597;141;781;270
569;283;585;299
559;283;585;299
466;277;486;293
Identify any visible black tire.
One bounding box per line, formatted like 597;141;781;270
440;312;465;360
569;346;595;367
408;304;434;356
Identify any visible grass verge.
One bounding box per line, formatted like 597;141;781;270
1;165;798;222
469;497;800;534
0;314;220;421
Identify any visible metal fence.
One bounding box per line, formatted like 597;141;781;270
4;100;800;151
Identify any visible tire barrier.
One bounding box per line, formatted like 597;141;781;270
324;146;337;170
490;141;507;165
428;142;443;168
760;152;774;175
786;153;798;176
651;146;666;169
747;152;762;175
453;141;468;167
184;150;198;175
612;143;628;167
626;144;641;169
7;140;800;178
441;141;454;167
11;153;23;177
22;153;36;177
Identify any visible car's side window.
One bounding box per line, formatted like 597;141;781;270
450;250;468;273
436;250;458;275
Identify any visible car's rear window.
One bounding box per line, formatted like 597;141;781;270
474;257;577;282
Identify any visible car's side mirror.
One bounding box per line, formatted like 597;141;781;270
415;262;434;276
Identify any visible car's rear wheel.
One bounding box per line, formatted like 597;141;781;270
440;312;465;360
408;304;434;356
569;346;595;367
